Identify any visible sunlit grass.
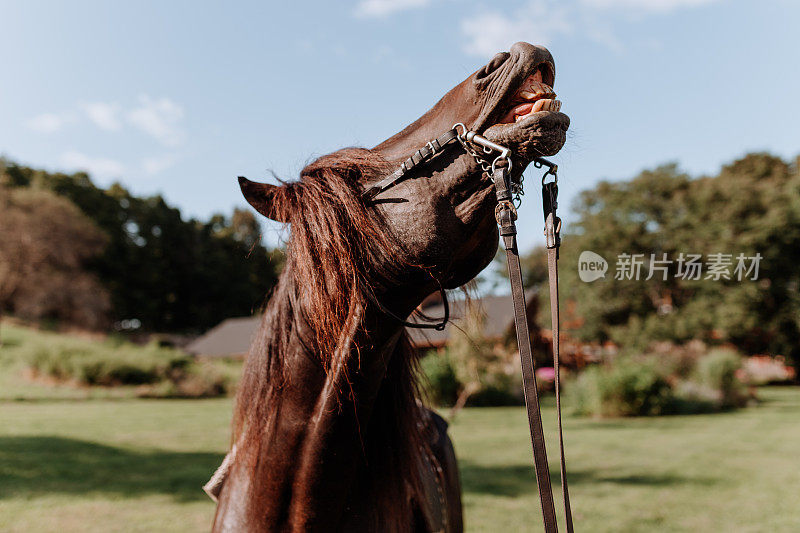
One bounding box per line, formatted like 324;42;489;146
1;343;799;532
450;389;800;532
0;398;230;532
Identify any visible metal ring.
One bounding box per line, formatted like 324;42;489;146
491;156;513;175
452;122;467;140
541;167;557;186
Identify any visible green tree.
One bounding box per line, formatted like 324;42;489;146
521;153;800;367
0;159;282;332
0;185;110;330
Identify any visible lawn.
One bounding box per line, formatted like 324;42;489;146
2;322;799;532
1;387;800;532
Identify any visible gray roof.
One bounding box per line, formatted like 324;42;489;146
186;292;536;357
185;316;260;357
406;291;536;348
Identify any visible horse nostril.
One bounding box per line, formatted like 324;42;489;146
476;52;510;79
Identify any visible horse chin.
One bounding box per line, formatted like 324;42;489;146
443;237;500;290
441;219;500;290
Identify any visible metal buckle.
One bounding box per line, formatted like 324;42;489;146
544;216;562;249
495;200;518;225
425;140;438;155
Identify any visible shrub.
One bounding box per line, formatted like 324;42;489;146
569;344;755;417
467;384;520;407
693;348;748;408
420;352;460;407
139;365;229;398
570;357;674;417
21;331;232;397
741;356;795;385
420;350;559;408
648;340;707;379
26;344;190;386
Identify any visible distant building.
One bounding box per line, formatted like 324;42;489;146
185;316;261;358
186;291;542;358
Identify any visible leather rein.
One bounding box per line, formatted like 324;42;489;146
362;123;574;533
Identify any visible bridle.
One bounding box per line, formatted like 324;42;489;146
363;124;575;533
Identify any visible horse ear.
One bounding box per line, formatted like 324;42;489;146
238;176;288;223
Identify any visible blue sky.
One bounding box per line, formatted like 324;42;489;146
1;0;798;251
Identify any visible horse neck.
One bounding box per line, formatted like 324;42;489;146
226;273;426;531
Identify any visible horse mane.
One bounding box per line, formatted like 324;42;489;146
231;148;428;528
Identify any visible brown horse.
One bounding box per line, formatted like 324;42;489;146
211;42;569;532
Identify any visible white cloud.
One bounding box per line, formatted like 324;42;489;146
461;1;573;57
126;95;185;147
81;102;122;131
25;112;75;133
354;0;430;18
59;151;125;178
460;0;720;56
581;0;719;11
142;153;180;175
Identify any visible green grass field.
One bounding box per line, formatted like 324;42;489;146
1;389;800;532
2;322;800;531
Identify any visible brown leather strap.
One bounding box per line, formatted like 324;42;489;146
547;225;574;533
362;128;460;200
544;180;574;533
494;166;559;533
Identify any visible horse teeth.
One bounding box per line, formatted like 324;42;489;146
500;98;561;124
511;99;563;122
517;78;555;99
519;88;556;101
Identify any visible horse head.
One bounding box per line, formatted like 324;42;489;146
240;41;569;298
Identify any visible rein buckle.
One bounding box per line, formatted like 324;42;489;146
495;199;518;225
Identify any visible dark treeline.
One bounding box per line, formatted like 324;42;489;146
520;152;800;367
0;159;281;333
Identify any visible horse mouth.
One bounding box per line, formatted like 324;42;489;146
496;63;562;126
482;59;569;159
